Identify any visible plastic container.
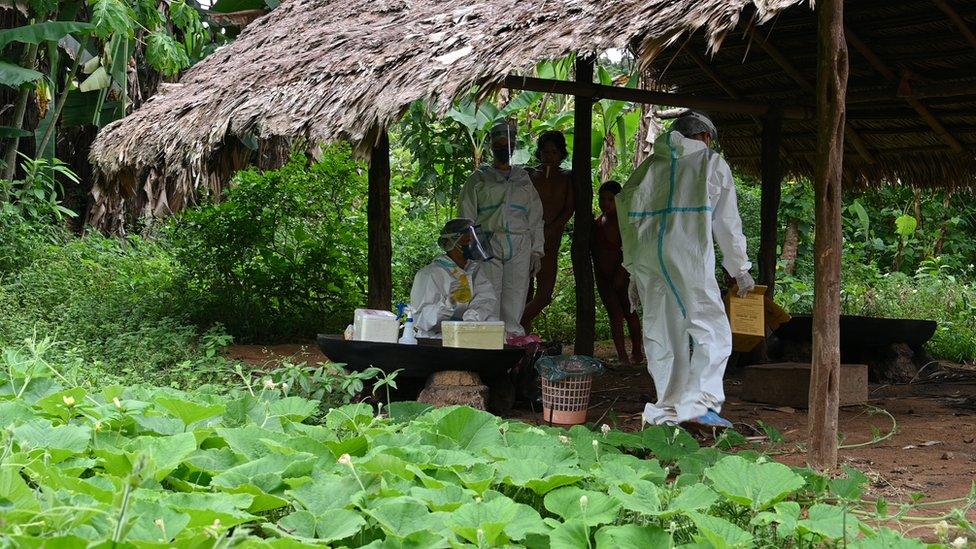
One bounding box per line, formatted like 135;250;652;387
442;321;505;349
398;307;418;345
540;374;593;425
535;355;604;426
353;309;399;343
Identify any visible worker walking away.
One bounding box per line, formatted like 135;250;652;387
593;181;644;366
617;111;754;430
409;218;498;338
460;120;544;337
521;130;575;333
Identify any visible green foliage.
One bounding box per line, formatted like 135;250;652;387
1;154;79;222
168;145;368;341
0;351;952;548
146;29;191;76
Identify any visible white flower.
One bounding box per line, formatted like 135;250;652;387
263;379;276;390
951;537;968;548
592;439;599;448
600;423;611;436
212;519;221;529
280;382;288;390
579;495;588;509
338;453;352;466
113;397;123;410
559;435;570;444
154;518;165;528
62;395;76;407
935;520;950;538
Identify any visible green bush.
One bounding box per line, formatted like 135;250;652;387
167;145;368;342
0;221;231;388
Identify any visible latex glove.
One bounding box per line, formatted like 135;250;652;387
735;271;756;298
462;308;484;322
628;278;640;313
529;253;544;277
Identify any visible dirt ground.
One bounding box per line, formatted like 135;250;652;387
226;341;976;522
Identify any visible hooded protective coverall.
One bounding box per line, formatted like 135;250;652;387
617;130;751;425
409;254;498;338
460;165;544;335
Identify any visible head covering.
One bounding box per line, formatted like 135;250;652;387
671;110;718;140
490;120;518;145
438;218;475;251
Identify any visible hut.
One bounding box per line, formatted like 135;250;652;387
87;0;976;467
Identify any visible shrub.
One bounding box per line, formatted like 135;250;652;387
167;145;368;342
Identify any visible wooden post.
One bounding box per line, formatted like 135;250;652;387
759;108;783;296
367;130;393;311
809;0;847;469
571;57;596;356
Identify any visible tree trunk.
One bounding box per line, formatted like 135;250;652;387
932;192;952;256
599;130;616;183
809;0;847;470
367;131;392;311
632;72;662;168
780;218;800;275
571;57;596;356
2;43;40;182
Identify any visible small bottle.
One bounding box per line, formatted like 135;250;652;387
399;307;417;345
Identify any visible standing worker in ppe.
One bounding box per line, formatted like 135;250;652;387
409;218;498;338
460;120;544;336
617;111;754;430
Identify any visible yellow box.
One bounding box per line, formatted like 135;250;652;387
441;321;505;350
725;285;766;352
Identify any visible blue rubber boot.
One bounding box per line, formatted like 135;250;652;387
682;409;733;433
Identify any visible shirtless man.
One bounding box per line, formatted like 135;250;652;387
593;181;644;365
521;131;575;332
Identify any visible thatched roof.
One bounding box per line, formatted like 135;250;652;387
647;0;976;189
87;0;803;230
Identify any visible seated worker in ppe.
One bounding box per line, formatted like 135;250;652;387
593;181;644;366
617;110;755;431
459;120;544;337
522;130;575;333
409;218;499;338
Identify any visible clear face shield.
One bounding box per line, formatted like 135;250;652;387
442;225;493;262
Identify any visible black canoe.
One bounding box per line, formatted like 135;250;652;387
316;334;526;378
773;315;936;349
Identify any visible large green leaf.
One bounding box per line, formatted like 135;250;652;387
278;508;366;542
848;527;926;549
704;455;805;510
125;500;191;542
594;524;670;549
267;396;318;422
608;480;661;515
367;497;444;538
548;519;590;549
286;474;362;515
431;406;502;450
0;61;44;88
796;503;861;540
688;511;753;549
156;396;226;426
641;426;700;462
544;487;620;526
0;22;94;50
0;126;32;138
495;458;584;494
450;496;546;545
88;0;136;39
663;483;720;517
127;432;198;481
0;467;40;513
12;419;90;463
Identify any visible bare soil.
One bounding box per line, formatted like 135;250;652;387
226;340;976;522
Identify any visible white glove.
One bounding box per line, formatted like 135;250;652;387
462;308;484;322
735;272;756;298
530;253;543;277
628;278;640;313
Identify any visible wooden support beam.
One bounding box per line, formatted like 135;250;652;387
759;108;784;296
367;130;393;311
933;0;976;51
571;57;596;356
810;0;846;470
501;75;812;119
746;26;876;164
847;78;976;103
845;25;965;153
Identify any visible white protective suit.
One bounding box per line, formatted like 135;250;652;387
617;130;751;425
409;254;498;338
459;165;544;336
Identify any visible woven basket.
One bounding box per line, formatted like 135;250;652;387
541;373;593;425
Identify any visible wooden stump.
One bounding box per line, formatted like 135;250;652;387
417;371;489;410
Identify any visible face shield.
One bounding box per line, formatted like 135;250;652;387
671;111;718;145
439;222;493;262
490;121;518;164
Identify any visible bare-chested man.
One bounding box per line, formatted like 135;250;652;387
521;131;575;332
593;181;644;365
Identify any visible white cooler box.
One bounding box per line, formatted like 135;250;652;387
442;321;505;350
353;309;399;343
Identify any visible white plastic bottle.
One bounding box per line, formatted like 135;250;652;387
398;307;418;345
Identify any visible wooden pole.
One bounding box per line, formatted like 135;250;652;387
809;0;846;469
367;130;393;311
759;108;784;296
571;57;596;356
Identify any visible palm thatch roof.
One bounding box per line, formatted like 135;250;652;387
648;0;976;190
86;0;804;231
